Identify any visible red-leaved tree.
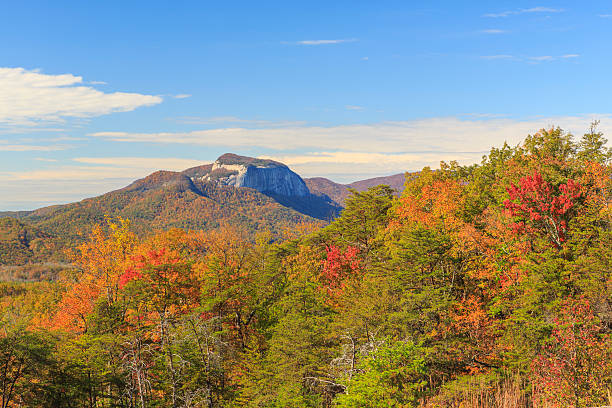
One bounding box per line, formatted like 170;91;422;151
321;245;361;297
504;171;582;247
532;298;611;407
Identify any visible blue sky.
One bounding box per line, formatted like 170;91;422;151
1;1;611;210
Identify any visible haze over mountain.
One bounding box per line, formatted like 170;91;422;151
0;153;405;267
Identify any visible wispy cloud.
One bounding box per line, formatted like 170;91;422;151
172;94;191;99
0;67;162;126
484;7;564;18
261;115;609;181
1;166;138;181
481;54;515;60
528;54;580;62
481;29;506;34
0;140;69;151
89;114;611;160
0;126;66;135
43;135;88;142
599;14;612;18
0;179;131;210
72;157;205;170
259;151;488;181
171;116;307;127
481;53;579;62
0;157;205;182
345;105;364;111
529;55;555;61
289;38;358;45
0;157;207;209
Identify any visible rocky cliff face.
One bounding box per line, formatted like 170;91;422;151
195;153;310;197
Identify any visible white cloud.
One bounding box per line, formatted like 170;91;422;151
292;39;357;45
0;140;69;151
484;7;564;18
522;7;564;13
599;14;612;18
345;105;364;111
171;116;307;127
529;55;555;61
43;135;87;142
481;55;515;60
0;67;162;125
0;166;134;181
89;114;611;156
481;54;579;62
0;157;205;182
255;115;608;180
173;94;191;99
72;157;205;170
0;156;207;209
259;151;486;182
0;126;66;135
0;179;132;210
528;54;580;62
481;29;506;34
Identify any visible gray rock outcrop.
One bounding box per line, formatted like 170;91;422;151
197;153;310;197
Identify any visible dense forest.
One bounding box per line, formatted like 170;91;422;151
0;127;610;407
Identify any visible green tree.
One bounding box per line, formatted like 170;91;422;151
335;341;429;408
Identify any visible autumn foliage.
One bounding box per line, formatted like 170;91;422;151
504;171;582;246
1;126;610;407
321;244;361;296
533;298;611;407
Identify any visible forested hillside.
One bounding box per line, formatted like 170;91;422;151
0;161;403;269
1;127;610;407
0;169;327;267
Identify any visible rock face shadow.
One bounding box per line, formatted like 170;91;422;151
265;192;342;221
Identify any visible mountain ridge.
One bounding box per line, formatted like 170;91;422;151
0;154;407;267
304;173;406;206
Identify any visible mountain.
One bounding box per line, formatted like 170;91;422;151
305;173;406;206
194;153;309;196
0;154;406;268
183;153;340;220
12;168;325;246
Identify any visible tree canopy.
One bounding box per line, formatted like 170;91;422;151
1;126;610;407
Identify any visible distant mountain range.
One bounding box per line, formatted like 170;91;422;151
305;173;405;206
0;153;405;267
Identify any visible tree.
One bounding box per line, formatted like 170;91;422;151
314;186;394;268
533;298;611;407
52;217;137;333
577;120;611;164
504;171;582;248
0;330;57;407
334;341;429;408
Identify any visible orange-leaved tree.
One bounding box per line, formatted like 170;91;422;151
51;217;137;333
